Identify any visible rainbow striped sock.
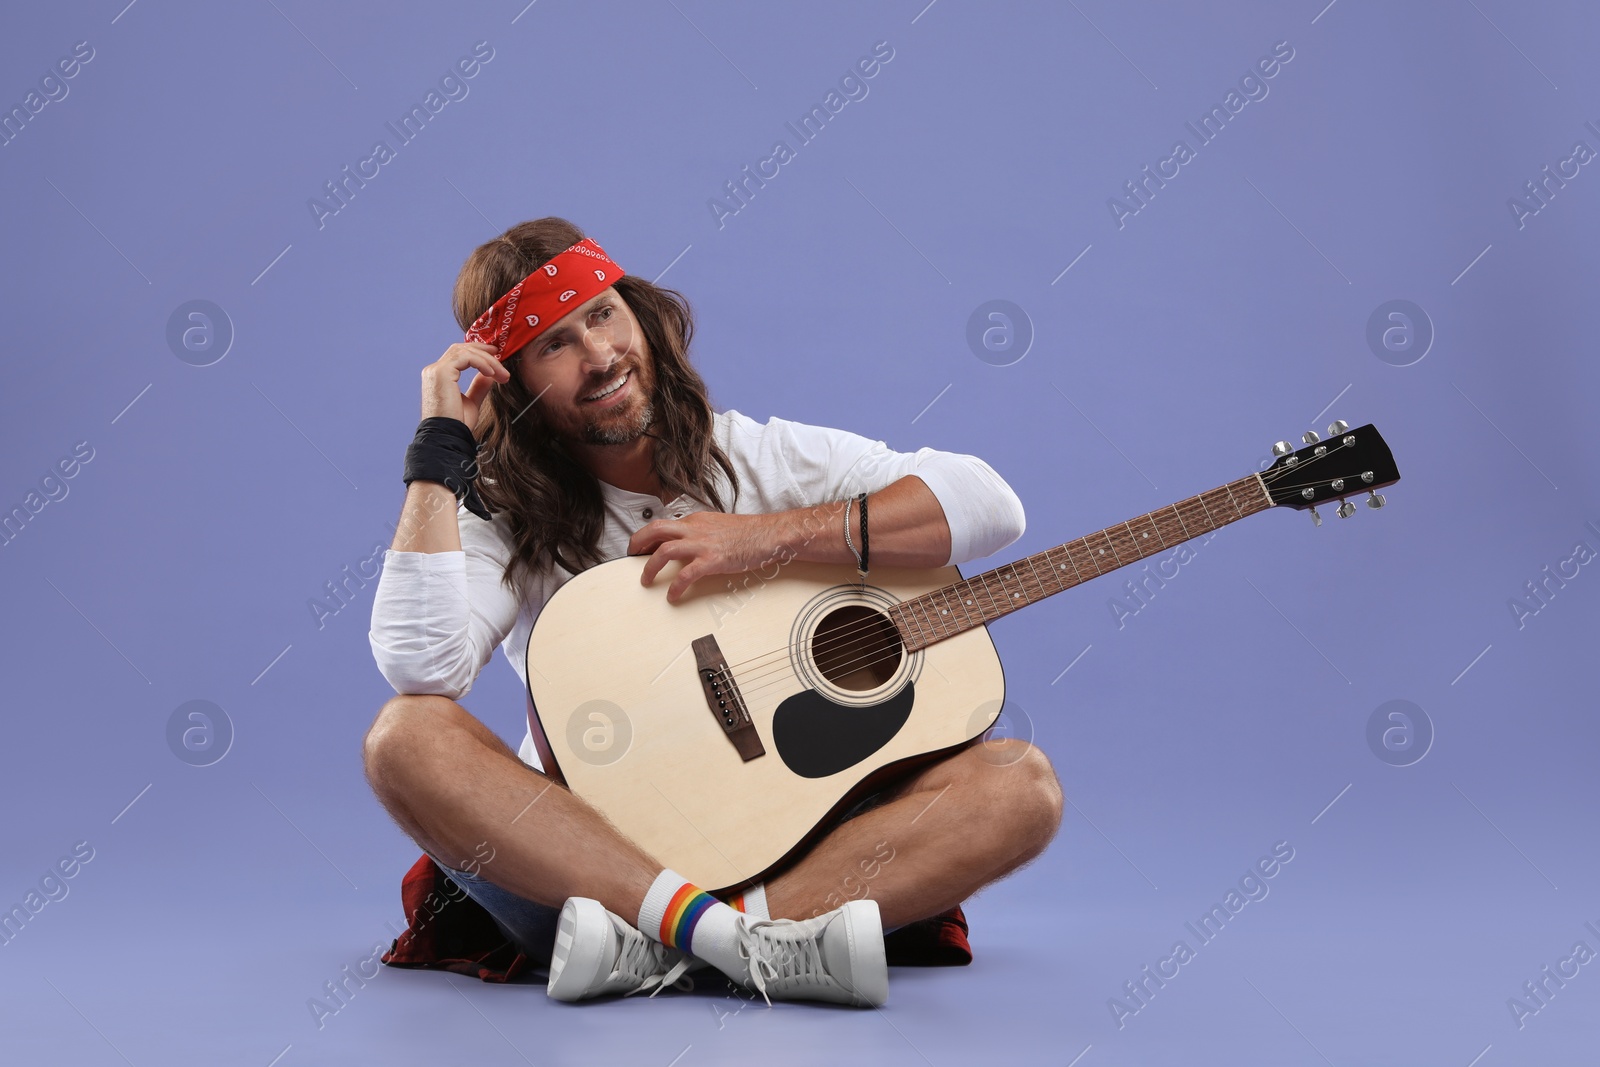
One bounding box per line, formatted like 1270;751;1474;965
727;883;770;920
638;869;742;957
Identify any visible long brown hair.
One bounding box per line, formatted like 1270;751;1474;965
451;217;738;594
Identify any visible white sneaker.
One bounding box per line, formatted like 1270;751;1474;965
734;898;888;1007
546;897;699;1002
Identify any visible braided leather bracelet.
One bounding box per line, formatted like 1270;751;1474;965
857;491;869;575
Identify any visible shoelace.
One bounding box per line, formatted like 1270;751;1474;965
645;956;697;998
607;919;696;999
735;917;833;1007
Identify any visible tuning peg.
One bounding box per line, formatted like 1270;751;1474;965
1309;506;1322;527
1272;441;1293;457
1302;430;1321;444
1327;419;1349;436
1337;500;1357;519
1366;491;1385;509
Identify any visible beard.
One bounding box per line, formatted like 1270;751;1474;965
535;353;658;448
581;394;654;445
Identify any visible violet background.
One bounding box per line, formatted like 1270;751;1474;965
1;1;1597;1064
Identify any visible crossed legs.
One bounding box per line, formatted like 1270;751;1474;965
362;694;1063;931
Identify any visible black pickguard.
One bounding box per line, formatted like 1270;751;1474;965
772;682;916;779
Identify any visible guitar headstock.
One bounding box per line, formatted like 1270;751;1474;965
1260;421;1400;525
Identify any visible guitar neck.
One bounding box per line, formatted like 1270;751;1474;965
890;472;1274;651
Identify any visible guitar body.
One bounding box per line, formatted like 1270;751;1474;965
526;556;1005;891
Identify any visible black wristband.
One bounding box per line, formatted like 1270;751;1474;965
857;491;868;575
403;416;492;521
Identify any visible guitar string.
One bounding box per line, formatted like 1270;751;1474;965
718;500;1337;705
715;518;1185;695
707;444;1370;699
716;493;1241;701
718;451;1365;699
711;476;1268;696
723;468;1364;700
714;465;1287;686
721;472;1263;672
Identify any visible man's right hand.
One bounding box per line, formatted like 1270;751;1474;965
422;342;509;429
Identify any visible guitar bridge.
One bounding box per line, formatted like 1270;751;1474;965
691;635;764;762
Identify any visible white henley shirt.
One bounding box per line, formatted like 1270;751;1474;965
367;408;1026;770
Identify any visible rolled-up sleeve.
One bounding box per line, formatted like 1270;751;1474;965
756;414;1026;567
367;507;522;698
898;449;1026;564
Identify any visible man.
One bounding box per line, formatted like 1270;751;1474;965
364;218;1063;1008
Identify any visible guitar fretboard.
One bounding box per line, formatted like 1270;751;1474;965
888;473;1273;651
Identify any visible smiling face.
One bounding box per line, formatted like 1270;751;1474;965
509;286;655;446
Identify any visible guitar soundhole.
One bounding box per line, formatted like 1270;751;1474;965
811;605;902;692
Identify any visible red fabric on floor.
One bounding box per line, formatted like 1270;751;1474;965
379;852;971;983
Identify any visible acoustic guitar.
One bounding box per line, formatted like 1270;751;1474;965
523;421;1400;891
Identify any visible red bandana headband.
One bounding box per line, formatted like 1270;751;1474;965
464;237;626;361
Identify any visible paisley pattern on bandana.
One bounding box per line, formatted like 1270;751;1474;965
464;238;625;360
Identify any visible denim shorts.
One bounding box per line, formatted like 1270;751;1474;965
425;849;564;967
427;787;896;967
